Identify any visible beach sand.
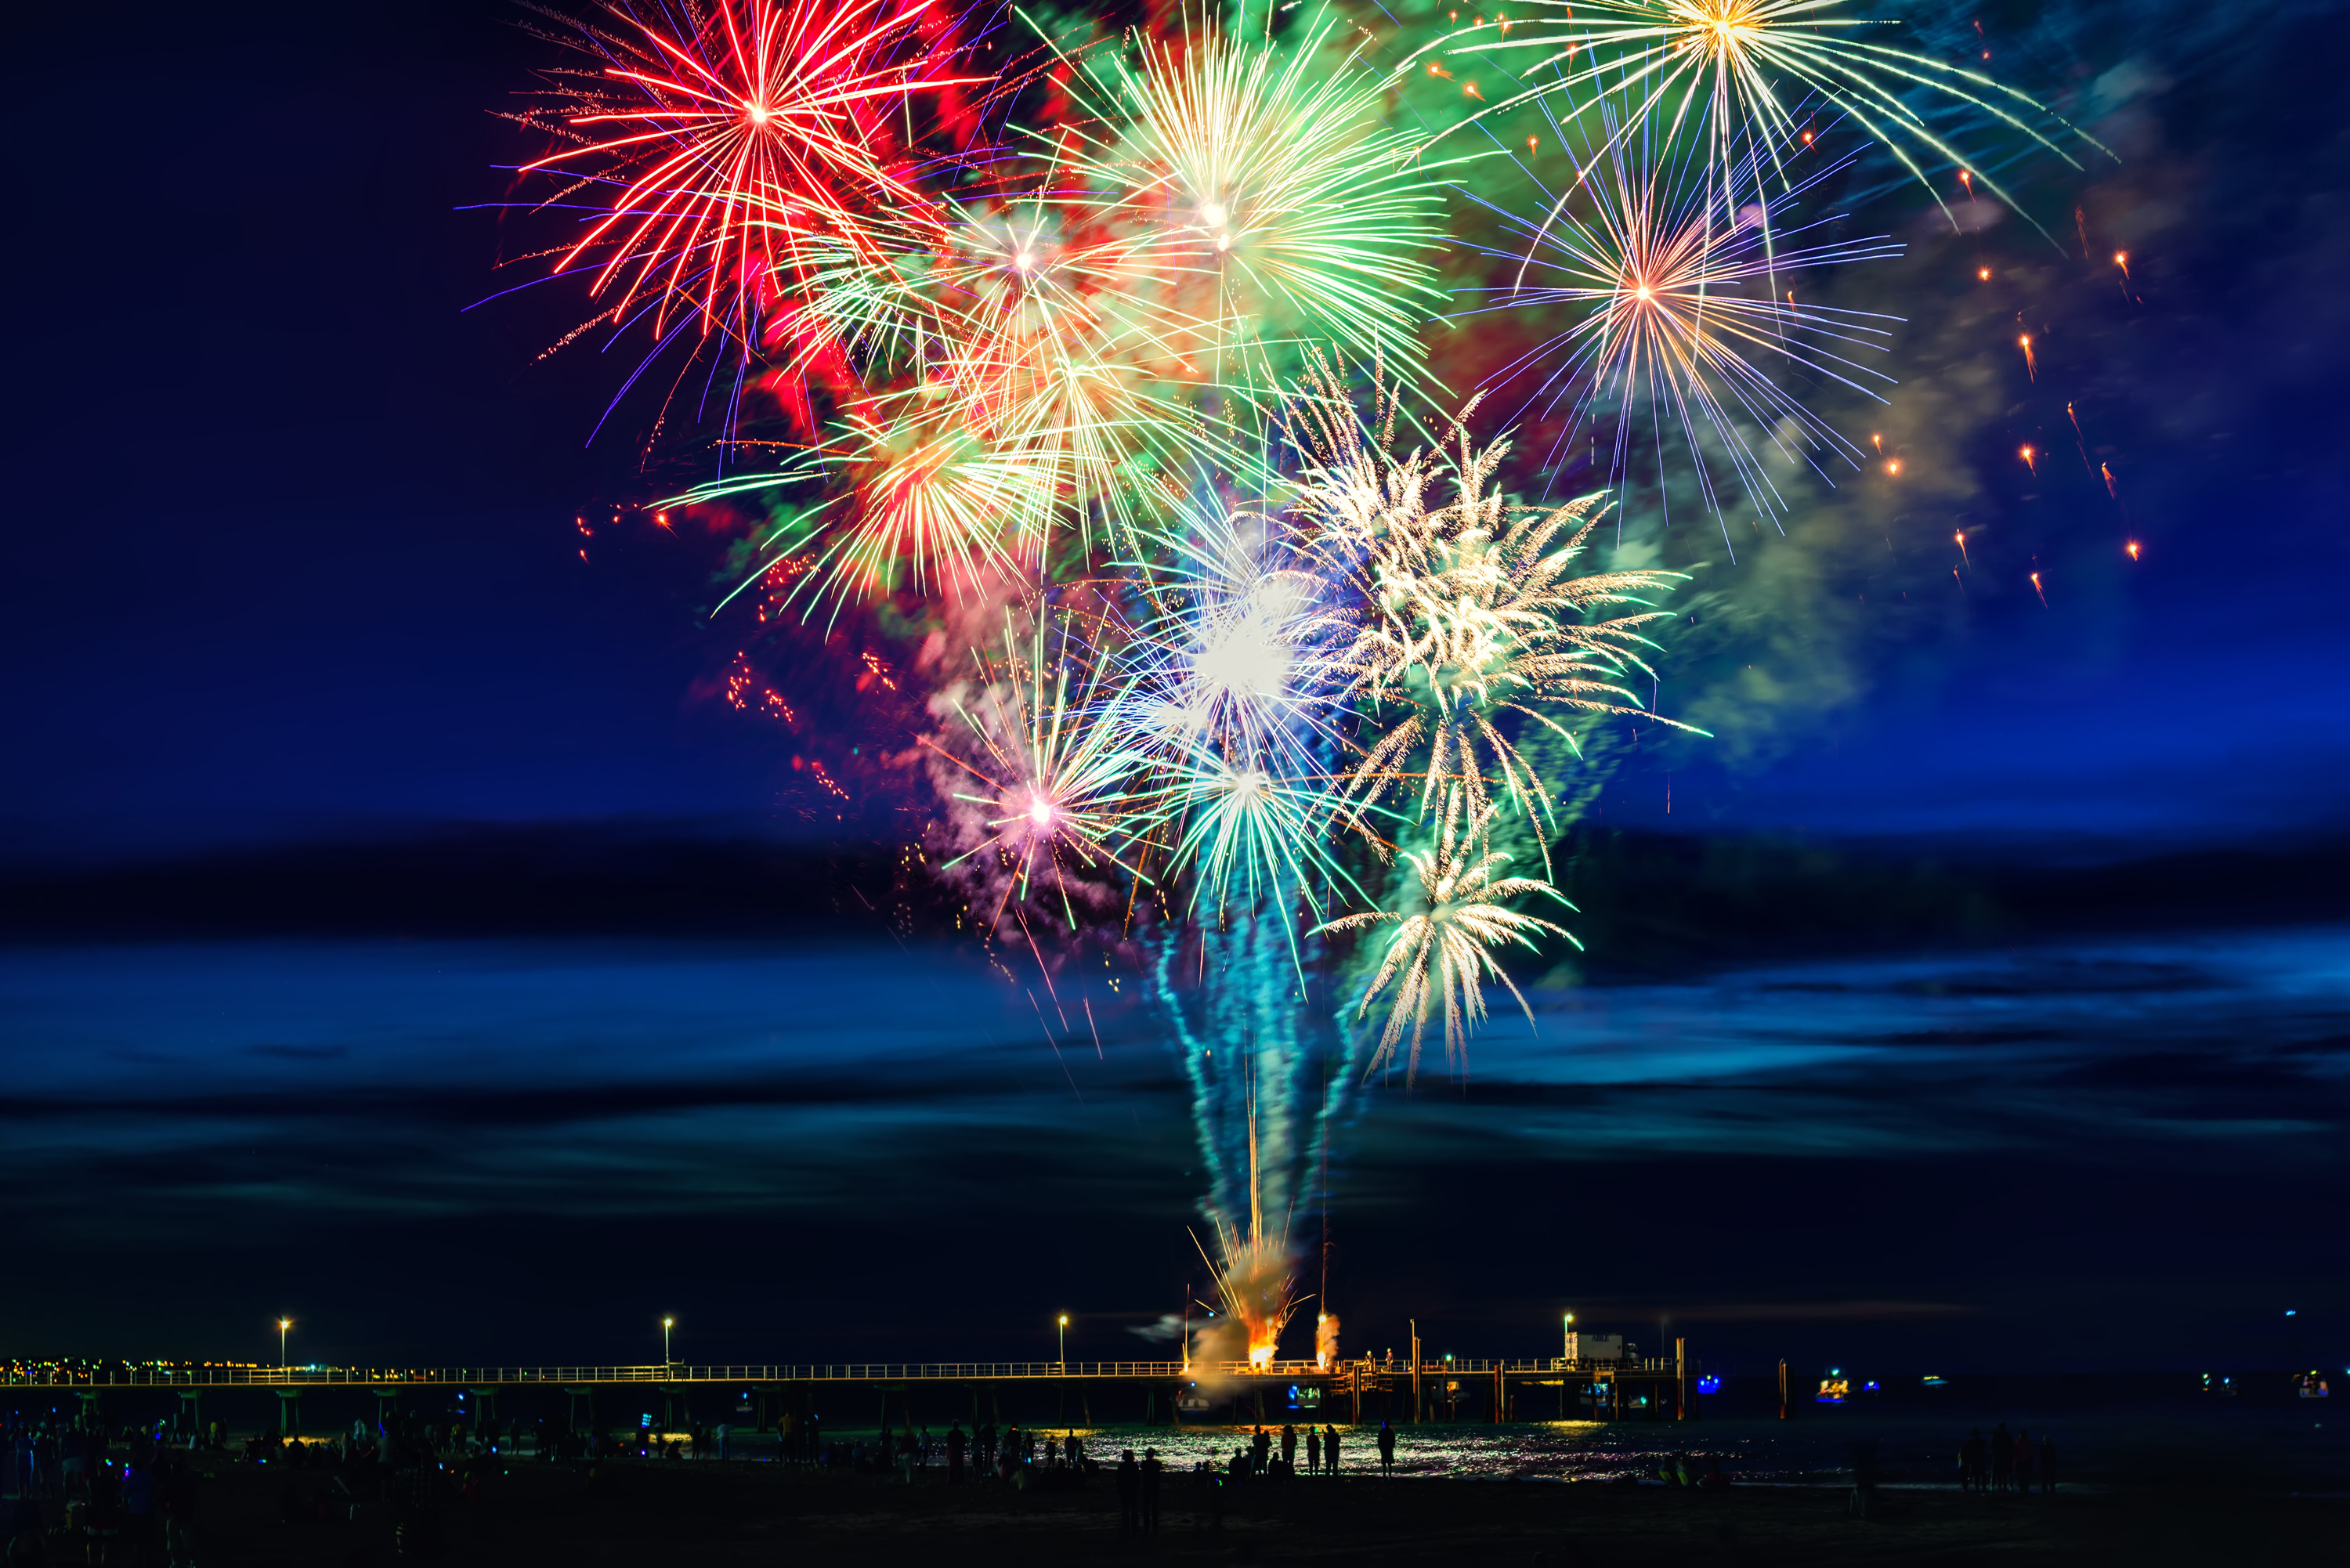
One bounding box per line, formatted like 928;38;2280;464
37;1455;2345;1566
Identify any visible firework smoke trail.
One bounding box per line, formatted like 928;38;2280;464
1155;908;1347;1365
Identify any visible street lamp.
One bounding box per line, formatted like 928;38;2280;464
662;1317;674;1367
1564;1312;1574;1364
279;1318;292;1370
1058;1314;1068;1370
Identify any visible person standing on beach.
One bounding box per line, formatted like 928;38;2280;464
1116;1450;1140;1535
2039;1433;2055;1494
1376;1421;1395;1478
1280;1423;1296;1475
946;1423;964;1486
1305;1426;1320;1475
1325;1425;1342;1474
1990;1424;2014;1492
2013;1429;2035;1494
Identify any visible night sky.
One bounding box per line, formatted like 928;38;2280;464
2;1;2345;1377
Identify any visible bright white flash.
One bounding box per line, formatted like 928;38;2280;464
1192;613;1292;703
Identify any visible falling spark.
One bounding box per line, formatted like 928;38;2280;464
2019;333;2036;379
2125;539;2140;560
2030;570;2048;607
2019;444;2036;475
2102;462;2120;500
1954;529;1969;567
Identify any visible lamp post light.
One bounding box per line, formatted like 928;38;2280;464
662;1317;674;1367
279;1318;291;1371
1057;1313;1072;1429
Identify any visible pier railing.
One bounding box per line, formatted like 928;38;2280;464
2;1357;1682;1389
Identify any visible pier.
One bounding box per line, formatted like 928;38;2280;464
2;1347;1705;1434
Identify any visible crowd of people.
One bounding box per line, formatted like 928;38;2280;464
1957;1424;2057;1494
4;1409;523;1564
5;1396;2070;1563
8;1417;208;1565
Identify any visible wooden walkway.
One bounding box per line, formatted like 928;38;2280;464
2;1356;1687;1389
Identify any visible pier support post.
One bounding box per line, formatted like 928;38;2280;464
1676;1339;1687;1422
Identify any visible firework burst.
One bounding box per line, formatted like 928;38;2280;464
516;0;981;344
1283;380;1699;854
1471;117;1904;544
1057;15;1465;390
1423;0;2109;239
922;609;1144;949
1321;787;1576;1085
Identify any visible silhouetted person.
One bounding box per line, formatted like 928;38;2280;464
1250;1426;1270;1476
945;1424;965;1486
1990;1423;2014;1492
2039;1433;2055;1494
1376;1420;1395;1478
2013;1429;2035;1494
1324;1425;1341;1474
1141;1448;1162;1535
1847;1438;1880;1519
1963;1429;1987;1494
1305;1426;1320;1475
1280;1423;1296;1473
1115;1450;1139;1535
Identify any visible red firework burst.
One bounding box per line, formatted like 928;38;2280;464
522;0;982;341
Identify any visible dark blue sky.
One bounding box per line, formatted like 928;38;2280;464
4;0;2347;862
2;0;2346;1386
